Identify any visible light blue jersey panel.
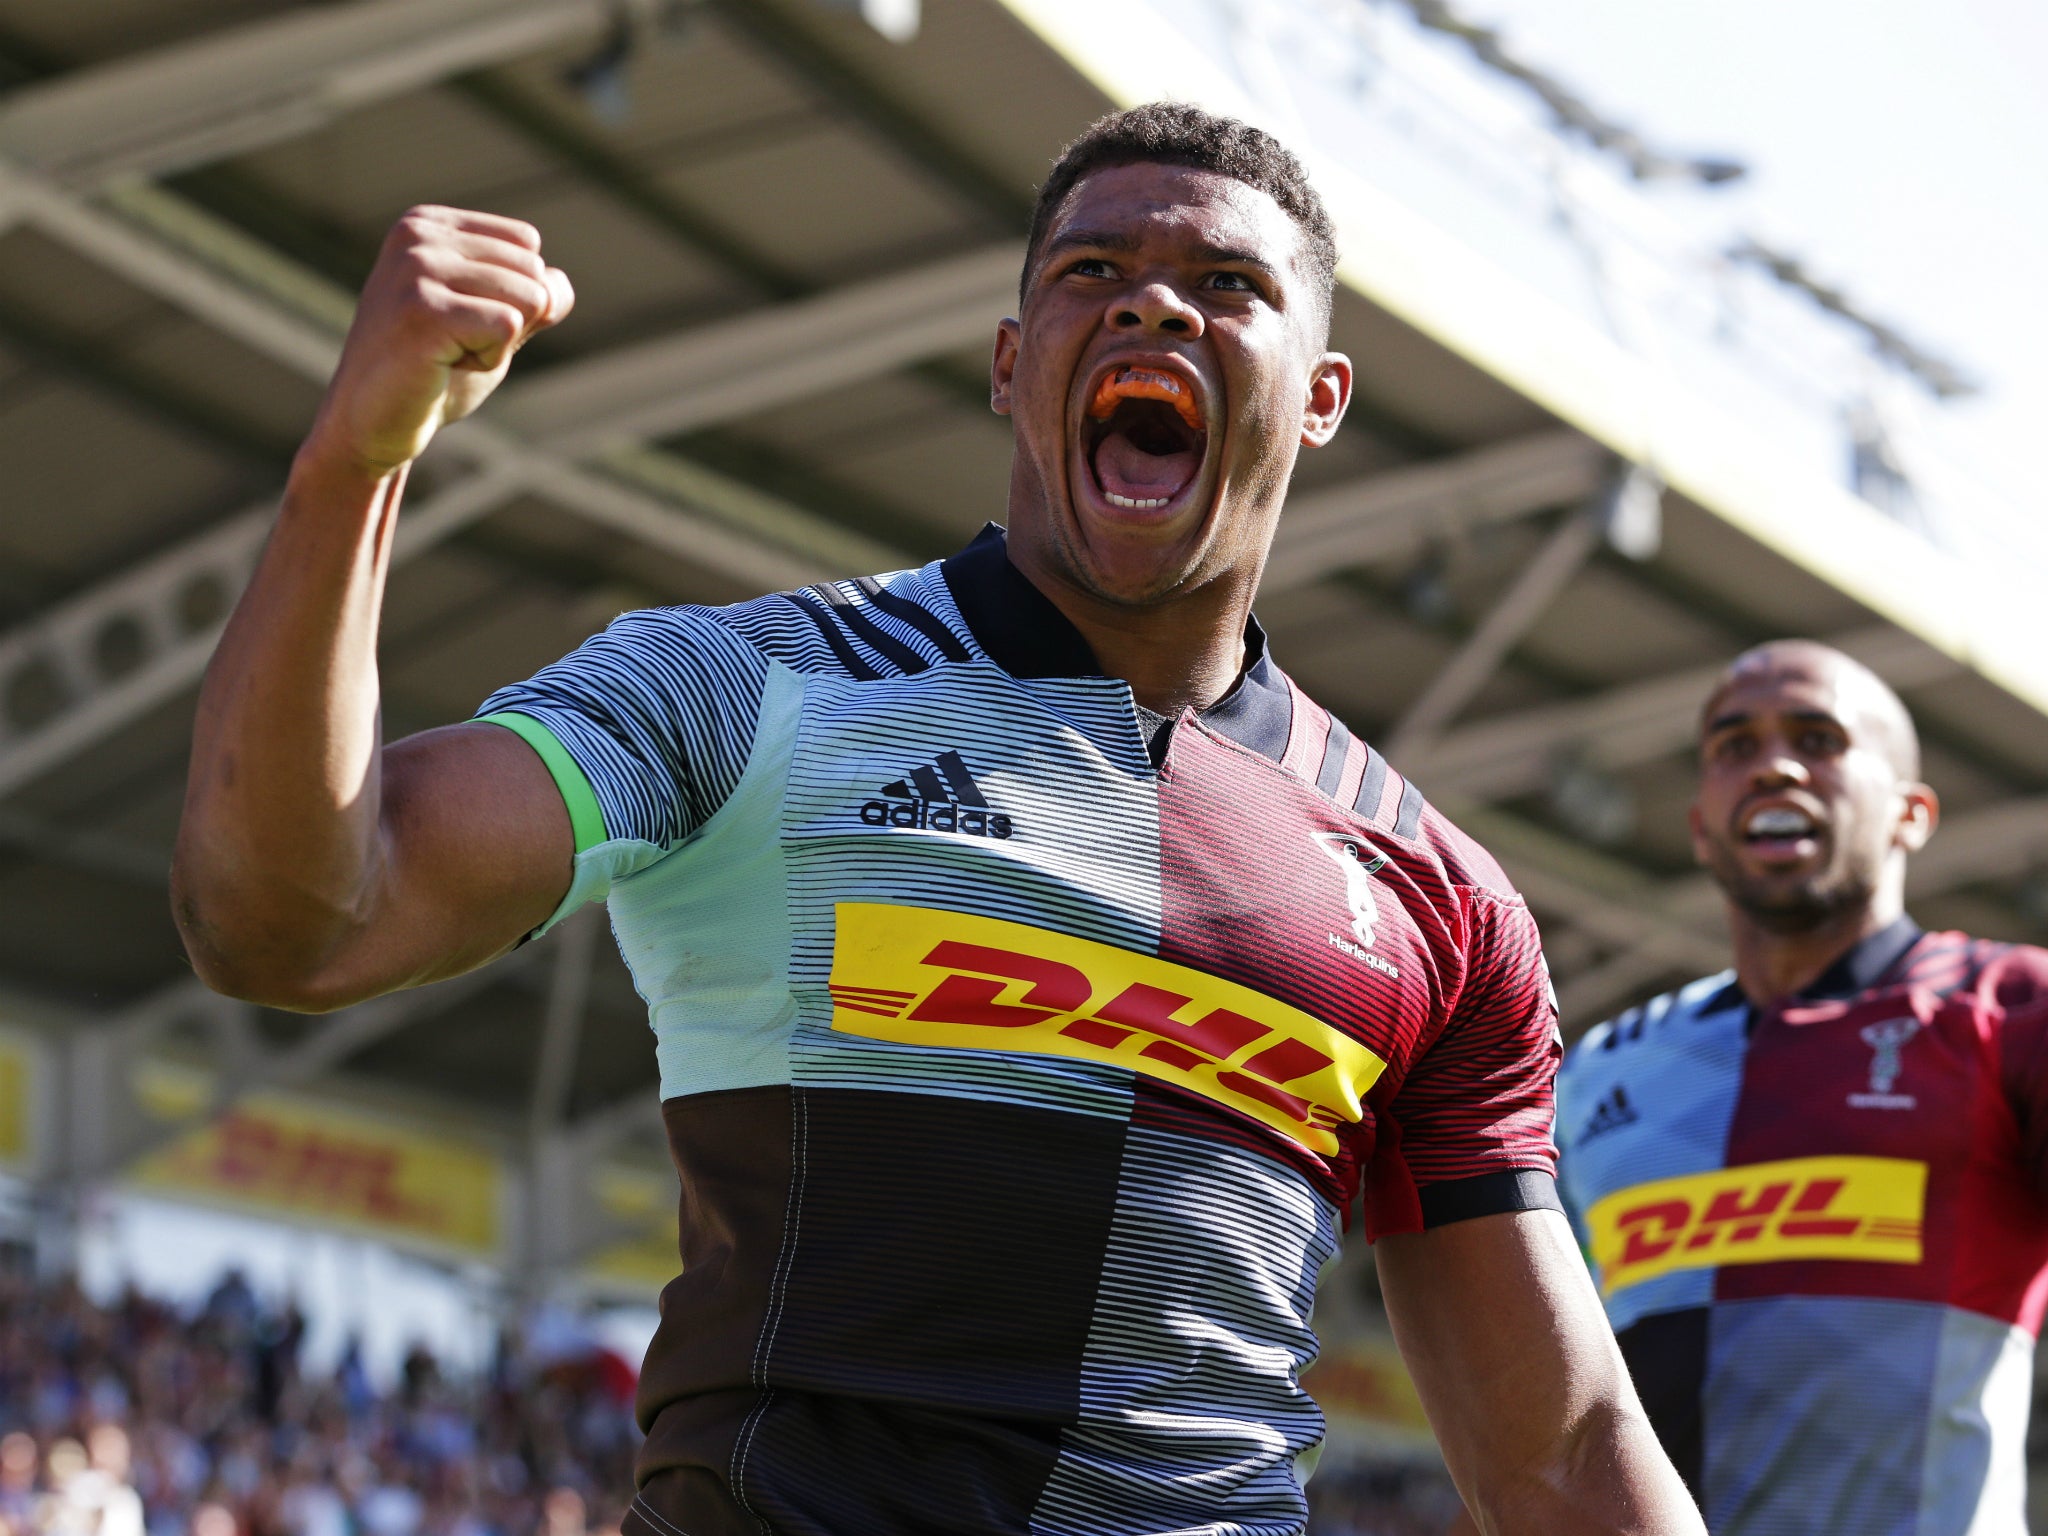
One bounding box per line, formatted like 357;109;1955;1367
1557;973;1750;1330
1703;1295;1944;1536
1917;1308;2032;1536
604;662;806;1099
779;662;1160;1121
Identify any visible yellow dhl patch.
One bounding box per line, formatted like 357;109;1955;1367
827;902;1386;1155
1586;1155;1926;1295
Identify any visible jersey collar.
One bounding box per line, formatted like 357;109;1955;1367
939;524;1294;763
1797;915;1924;1001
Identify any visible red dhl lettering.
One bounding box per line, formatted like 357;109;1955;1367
210;1112;434;1224
1586;1156;1927;1294
827;903;1386;1154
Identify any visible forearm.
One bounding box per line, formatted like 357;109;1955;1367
1465;1399;1696;1536
1379;1213;1703;1536
172;444;406;1004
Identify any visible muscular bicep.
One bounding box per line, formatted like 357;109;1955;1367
329;721;574;999
1376;1210;1700;1535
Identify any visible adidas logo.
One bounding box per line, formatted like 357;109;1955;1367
859;749;1015;840
1578;1083;1639;1145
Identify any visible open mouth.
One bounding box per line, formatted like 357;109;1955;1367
1081;365;1209;512
1739;804;1823;861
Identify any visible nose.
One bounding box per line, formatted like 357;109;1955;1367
1108;277;1204;337
1750;743;1811;791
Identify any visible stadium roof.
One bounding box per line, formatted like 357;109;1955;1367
1;0;2043;1280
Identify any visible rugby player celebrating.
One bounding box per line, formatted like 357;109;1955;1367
1558;641;2048;1534
174;105;1697;1536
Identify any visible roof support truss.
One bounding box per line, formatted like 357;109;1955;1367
1261;428;1609;594
0;161;1019;797
1384;498;1607;763
1406;624;1964;800
0;0;617;188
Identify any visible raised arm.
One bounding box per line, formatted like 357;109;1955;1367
172;207;576;1011
1376;1210;1702;1536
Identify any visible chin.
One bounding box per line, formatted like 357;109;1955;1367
1055;512;1213;606
1726;873;1875;935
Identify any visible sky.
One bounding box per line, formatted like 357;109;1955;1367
1452;0;2048;512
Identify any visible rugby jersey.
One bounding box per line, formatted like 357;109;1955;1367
480;525;1561;1536
1558;921;2048;1536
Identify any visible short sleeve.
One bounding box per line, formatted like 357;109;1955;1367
1360;890;1563;1238
475;605;771;930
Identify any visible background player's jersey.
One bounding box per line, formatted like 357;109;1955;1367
480;526;1560;1536
1558;922;2048;1536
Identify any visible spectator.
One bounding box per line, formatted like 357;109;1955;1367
2;1433;40;1535
1;1263;1453;1535
0;1270;636;1536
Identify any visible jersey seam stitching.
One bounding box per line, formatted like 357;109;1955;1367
627;1495;692;1536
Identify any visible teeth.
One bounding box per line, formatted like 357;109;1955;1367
1748;808;1815;837
1105;492;1169;509
1088;366;1204;430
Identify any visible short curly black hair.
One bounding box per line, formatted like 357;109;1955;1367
1022;102;1338;336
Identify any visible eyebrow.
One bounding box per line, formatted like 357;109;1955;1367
1041;228;1141;260
1189;241;1280;274
1040;229;1283;277
1703;706;1844;737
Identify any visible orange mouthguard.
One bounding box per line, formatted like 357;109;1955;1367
1087;367;1203;431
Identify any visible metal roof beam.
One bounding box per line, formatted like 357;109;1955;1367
1444;799;1730;1001
0;294;295;469
1408;624;1964;801
451;69;811;303
1261;428;1609;595
0;0;614;189
0;169;1015;797
705;0;1031;230
1384;501;1605;763
496;240;1021;455
0;808;167;886
1909;796;2048;896
0;472;519;801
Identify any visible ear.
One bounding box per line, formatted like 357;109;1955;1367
1686;798;1713;869
1301;352;1352;449
990;317;1022;416
1894;781;1940;854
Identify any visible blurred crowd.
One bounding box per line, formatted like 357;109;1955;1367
0;1269;638;1536
0;1262;1459;1536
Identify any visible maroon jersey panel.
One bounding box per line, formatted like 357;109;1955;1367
1147;706;1561;1239
1715;934;2048;1328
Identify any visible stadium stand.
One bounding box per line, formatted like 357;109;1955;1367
0;1267;638;1536
0;0;2043;1524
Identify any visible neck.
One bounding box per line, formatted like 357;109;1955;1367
1727;884;1905;1007
1006;536;1260;717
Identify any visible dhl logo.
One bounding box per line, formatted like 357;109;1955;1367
827;902;1386;1154
1585;1155;1926;1295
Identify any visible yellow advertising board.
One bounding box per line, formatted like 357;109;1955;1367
0;1032;33;1170
131;1088;503;1259
584;1163;680;1291
1304;1334;1434;1445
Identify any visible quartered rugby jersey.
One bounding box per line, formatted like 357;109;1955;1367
480;525;1560;1536
1558;920;2048;1536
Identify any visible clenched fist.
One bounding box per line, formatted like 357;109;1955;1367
306;206;574;477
